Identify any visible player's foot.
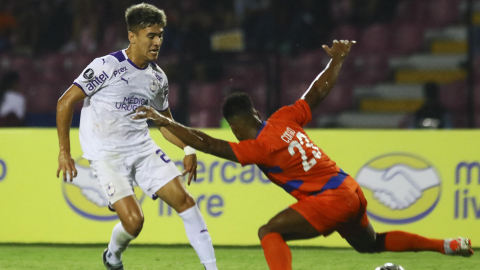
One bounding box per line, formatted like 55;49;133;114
103;249;124;270
445;237;474;257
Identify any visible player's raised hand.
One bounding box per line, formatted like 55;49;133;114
133;106;172;126
57;151;77;182
183;154;198;186
322;40;355;60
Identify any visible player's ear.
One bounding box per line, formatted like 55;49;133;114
255;110;261;120
128;31;137;44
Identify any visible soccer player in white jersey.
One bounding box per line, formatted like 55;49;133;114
56;3;218;270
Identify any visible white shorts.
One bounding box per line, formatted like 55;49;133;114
89;147;182;204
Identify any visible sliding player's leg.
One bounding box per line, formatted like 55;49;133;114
155;177;218;270
258;208;321;270
345;222;473;256
342;187;473;257
257;184;381;270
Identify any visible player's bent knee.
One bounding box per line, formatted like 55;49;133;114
172;193;196;214
176;193;196;213
370;232;386;253
352;233;386;254
258;225;273;241
122;213;144;237
184;193;196;208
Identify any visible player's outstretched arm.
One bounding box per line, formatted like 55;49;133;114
302;40;355;111
157;108;198;184
157;108;188;149
133;106;239;163
56;84;86;182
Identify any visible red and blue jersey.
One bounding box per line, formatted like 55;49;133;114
229;99;359;201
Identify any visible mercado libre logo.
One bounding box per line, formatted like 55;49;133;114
61;158;145;221
356;153;441;224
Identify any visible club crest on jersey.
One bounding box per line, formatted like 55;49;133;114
149;79;158;93
83;68;94;80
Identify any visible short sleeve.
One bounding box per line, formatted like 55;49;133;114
73;57;113;96
151;74;169;112
229;140;269;166
271;99;312;127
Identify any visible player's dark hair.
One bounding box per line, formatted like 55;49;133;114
0;71;20;105
222;92;254;121
125;3;167;33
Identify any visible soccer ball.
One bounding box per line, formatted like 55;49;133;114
375;263;405;270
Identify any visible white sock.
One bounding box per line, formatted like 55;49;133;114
107;222;136;265
444;238;454;255
179;206;218;270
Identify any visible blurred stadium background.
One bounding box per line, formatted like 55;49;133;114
0;0;479;129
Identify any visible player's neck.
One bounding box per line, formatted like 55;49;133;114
125;47;149;69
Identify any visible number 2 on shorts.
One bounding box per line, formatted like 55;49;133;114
156;149;171;163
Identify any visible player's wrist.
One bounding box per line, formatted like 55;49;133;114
184;146;196;155
59;148;71;155
331;55;346;61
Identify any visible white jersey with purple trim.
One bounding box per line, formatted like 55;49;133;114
73;49;169;160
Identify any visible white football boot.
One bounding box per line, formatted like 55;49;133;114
444;237;474;257
103;249;124;270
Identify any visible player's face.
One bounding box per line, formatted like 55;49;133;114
134;24;164;61
228;110;262;141
229;124;245;141
228;121;252;141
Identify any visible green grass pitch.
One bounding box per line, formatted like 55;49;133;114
0;244;477;270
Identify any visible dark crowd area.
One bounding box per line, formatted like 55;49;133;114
0;0;401;56
0;0;476;128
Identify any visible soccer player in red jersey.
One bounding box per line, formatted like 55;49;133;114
134;40;473;269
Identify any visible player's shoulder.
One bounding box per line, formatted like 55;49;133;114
149;61;163;72
105;50;128;64
268;103;294;121
101;50;131;71
85;51;125;71
270;99;310;119
256;123;282;147
149;62;168;83
78;51;129;86
150;62;167;75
